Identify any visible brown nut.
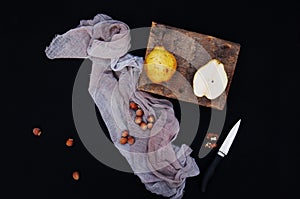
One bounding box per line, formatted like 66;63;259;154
147;115;155;123
129;101;138;110
134;116;142;124
119;137;128;145
140;122;147;131
33;127;42;136
66;138;74;147
72;171;80;181
147;122;153;129
127;136;135;145
206;133;219;140
136;109;144;117
121;130;129;138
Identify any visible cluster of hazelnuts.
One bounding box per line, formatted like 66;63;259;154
119;130;135;145
129;101;155;130
119;101;156;145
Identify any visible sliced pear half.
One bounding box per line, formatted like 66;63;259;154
193;59;228;100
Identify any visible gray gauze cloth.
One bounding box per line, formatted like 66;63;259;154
45;14;199;199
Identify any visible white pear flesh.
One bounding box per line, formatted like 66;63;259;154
193;59;228;100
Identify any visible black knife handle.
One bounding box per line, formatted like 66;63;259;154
201;155;223;192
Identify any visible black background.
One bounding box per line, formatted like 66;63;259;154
3;1;289;199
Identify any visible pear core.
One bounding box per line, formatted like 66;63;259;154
193;59;228;99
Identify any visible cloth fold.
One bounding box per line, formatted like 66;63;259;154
45;14;199;199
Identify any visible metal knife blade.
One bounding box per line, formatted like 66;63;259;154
217;119;241;157
201;119;241;192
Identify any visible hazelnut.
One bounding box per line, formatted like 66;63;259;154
121;130;129;138
134;116;142;124
136;109;144;117
127;136;135;145
119;137;128;145
147;115;155;123
206;133;219;140
129;101;138;110
147;122;153;129
66;138;74;147
33;128;42;136
140;122;147;131
72;171;80;180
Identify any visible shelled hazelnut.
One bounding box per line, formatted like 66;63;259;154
119;130;136;145
72;171;80;181
147;115;155;123
135;116;142;124
127;136;135;145
147;122;153;129
66;138;74;147
32;127;42;136
136;109;144;117
140;122;147;131
129;101;138;110
121;130;129;138
119;137;128;145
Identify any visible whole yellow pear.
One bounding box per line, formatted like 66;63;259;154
144;46;177;84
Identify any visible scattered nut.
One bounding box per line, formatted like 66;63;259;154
205;142;212;149
127;136;135;145
129;101;138;110
33;127;42;136
204;142;217;149
121;130;129;138
147;115;155;123
140;122;147;130
204;133;219;149
206;133;219;141
135;116;142;124
66;138;74;147
72;171;80;180
136;109;144;117
119;137;128;145
147;122;153;129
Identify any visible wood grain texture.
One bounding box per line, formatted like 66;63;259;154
137;22;240;110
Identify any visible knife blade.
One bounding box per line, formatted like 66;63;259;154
201;119;241;192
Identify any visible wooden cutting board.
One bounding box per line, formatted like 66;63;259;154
137;22;240;110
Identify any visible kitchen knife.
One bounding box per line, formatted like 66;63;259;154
201;119;241;192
